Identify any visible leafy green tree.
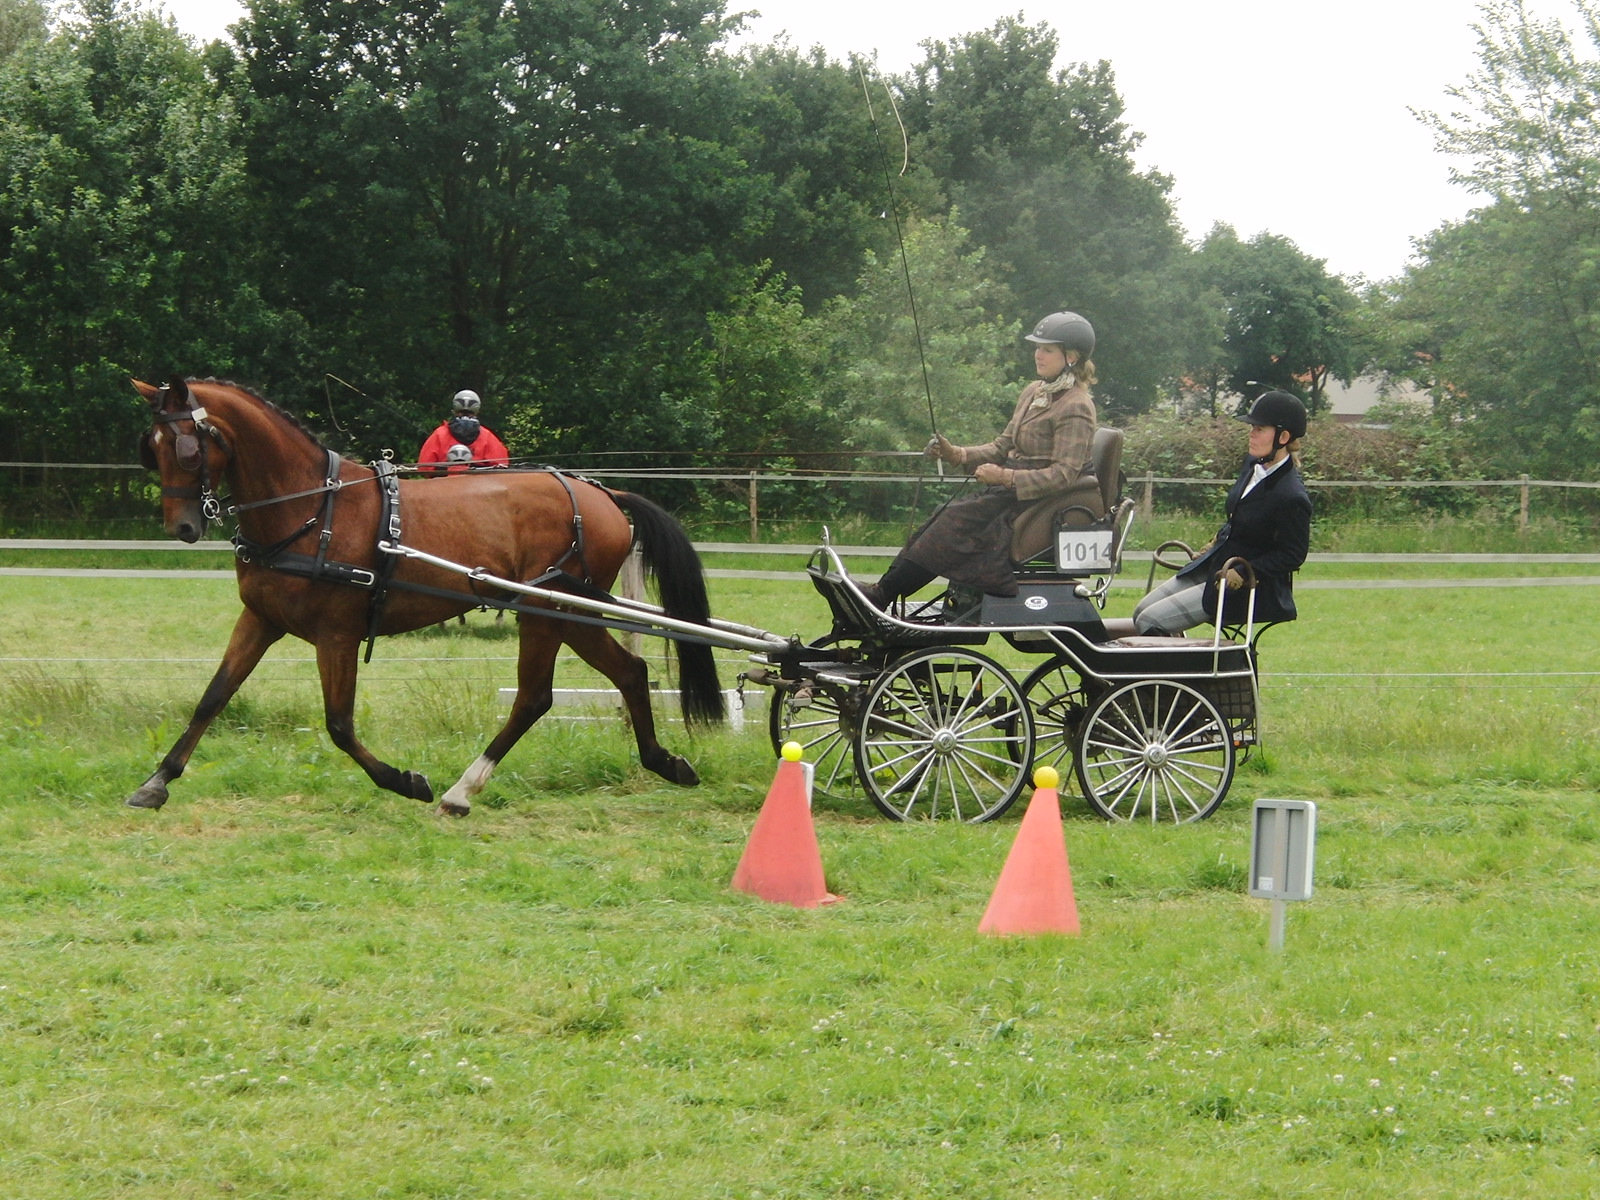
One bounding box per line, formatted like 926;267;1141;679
1191;224;1358;414
1388;0;1600;475
895;17;1200;417
0;0;292;464
727;45;910;311
0;0;47;59
1386;198;1600;474
813;214;1018;452
221;0;775;458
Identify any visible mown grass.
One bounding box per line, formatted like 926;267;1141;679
1;564;1598;1197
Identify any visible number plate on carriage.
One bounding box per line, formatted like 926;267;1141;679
1055;530;1113;571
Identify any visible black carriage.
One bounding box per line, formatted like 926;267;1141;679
744;429;1271;825
358;428;1271;827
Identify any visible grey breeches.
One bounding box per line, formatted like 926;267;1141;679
1132;573;1214;635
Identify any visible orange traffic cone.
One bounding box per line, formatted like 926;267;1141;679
731;742;841;908
978;766;1079;936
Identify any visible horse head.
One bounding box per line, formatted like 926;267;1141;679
133;376;232;543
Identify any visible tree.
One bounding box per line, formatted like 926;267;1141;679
1391;0;1600;475
1191;224;1359;415
812;214;1018;452
726;44;906;310
220;0;778;458
894;17;1201;417
0;0;291;464
0;0;47;60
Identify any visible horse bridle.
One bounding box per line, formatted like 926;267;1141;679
146;386;231;524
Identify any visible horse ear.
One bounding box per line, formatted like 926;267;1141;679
168;376;191;406
132;379;161;406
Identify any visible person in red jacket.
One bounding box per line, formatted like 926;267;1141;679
417;389;510;475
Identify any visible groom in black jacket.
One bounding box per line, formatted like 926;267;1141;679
1134;391;1311;634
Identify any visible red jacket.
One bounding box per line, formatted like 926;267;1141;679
417;421;510;475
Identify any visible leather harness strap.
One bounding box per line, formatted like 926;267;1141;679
228;464;602;661
152;389;229;519
541;468;593;582
362;459;403;662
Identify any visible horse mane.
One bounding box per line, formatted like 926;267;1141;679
189;376;335;454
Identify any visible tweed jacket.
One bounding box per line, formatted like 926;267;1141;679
959;380;1096;501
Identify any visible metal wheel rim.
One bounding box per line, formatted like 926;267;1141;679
853;648;1033;823
769;683;860;800
1075;680;1234;824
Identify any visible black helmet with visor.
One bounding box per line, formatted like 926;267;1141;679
1237;390;1307;440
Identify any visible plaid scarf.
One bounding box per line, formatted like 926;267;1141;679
1030;369;1077;408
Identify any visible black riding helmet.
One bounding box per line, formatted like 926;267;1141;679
1024;311;1095;360
1237;390;1307;439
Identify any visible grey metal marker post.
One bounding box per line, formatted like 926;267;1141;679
1249;800;1317;952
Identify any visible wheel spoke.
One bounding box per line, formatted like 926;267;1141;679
1098;767;1146;819
1159;692;1205;737
882;687;937;735
775;690;860;800
948;748;1018;794
943;666;985;726
855;649;1030;822
1077;681;1234;824
949;752;992;821
939;756;964;821
918;660;950;727
1166;758;1230;785
952;700;1025;737
862;739;934;776
1083;736;1142;758
886;746;937;800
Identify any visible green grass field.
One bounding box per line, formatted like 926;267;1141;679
1;557;1597;1198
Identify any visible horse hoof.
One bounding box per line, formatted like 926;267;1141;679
669;757;700;787
404;771;433;803
438;799;471;818
125;783;168;810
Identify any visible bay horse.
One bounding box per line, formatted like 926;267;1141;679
129;376;723;815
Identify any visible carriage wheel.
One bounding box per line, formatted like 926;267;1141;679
1075;681;1234;823
769;681;861;800
1020;655;1094;778
853;648;1033;823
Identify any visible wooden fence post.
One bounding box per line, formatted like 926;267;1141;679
1140;472;1154;525
748;470;759;543
1519;473;1530;533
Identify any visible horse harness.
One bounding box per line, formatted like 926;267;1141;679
144;389;230;522
191;437;601;660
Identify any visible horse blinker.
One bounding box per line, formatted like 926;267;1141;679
174;432;202;472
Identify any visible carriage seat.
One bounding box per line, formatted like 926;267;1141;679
1010;426;1124;564
1114;633;1237;647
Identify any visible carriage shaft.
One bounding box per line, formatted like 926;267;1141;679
378;542;790;654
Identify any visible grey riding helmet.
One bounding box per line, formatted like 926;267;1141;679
451;389;481;415
1025;311;1095;360
1237;390;1307;439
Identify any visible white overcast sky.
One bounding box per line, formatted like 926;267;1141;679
155;0;1586;282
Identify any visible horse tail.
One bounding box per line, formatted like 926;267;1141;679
611;491;725;726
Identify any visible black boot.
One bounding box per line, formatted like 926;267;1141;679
873;557;937;605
